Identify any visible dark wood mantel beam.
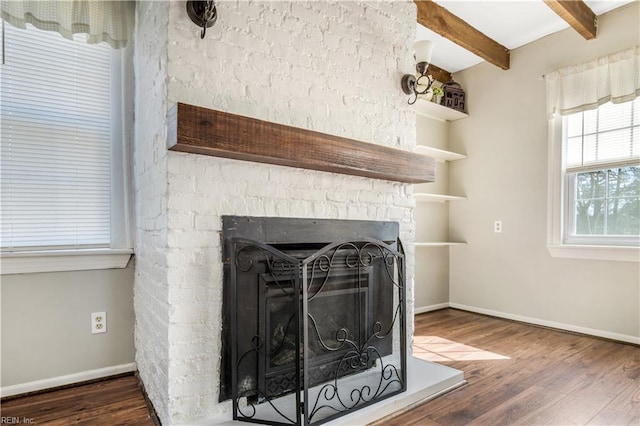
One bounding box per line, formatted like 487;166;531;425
543;0;597;40
167;103;435;184
415;0;510;71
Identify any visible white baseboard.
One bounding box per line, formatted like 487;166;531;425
449;303;640;345
414;302;450;315
1;362;137;398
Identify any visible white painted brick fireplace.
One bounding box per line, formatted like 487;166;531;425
134;1;418;424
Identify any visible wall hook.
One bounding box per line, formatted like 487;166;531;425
186;0;217;39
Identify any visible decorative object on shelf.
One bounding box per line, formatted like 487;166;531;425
442;79;467;113
401;40;435;105
186;0;217;39
432;86;444;104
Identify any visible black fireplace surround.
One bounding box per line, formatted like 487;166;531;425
220;216;406;425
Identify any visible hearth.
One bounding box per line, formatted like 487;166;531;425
220;217;406;425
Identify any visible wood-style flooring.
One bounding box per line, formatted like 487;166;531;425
0;374;156;425
1;309;638;425
380;309;640;426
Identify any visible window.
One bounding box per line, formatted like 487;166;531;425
563;99;640;246
0;22;132;273
545;48;639;261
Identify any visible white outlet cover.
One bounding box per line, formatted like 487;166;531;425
91;311;107;334
494;221;503;233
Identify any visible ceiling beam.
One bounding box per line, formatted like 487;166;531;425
427;63;452;83
543;0;597;40
415;0;510;70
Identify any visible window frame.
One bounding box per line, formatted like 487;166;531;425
547;106;640;262
0;23;134;274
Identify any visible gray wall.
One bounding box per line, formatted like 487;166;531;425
1;261;135;387
414;115;452;310
449;3;640;340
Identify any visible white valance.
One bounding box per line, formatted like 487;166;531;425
545;46;640;119
1;0;134;49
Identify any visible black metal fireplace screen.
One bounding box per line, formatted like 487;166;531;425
221;217;406;426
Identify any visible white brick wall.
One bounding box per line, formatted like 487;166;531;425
135;1;418;424
133;1;171;422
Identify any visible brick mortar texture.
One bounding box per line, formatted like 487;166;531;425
136;1;418;424
133;1;171;423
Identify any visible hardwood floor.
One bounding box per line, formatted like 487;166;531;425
1;309;637;425
380;309;640;426
0;374;156;426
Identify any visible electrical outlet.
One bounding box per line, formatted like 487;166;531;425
91;312;107;334
494;220;503;233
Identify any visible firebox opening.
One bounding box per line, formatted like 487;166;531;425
257;270;376;401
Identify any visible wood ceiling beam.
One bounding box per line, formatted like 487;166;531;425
427;63;452;83
415;0;510;70
543;0;597;40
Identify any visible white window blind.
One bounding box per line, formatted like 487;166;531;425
565;98;640;172
1;23;113;250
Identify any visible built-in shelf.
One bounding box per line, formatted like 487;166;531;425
416;145;466;162
415;242;467;247
414;193;466;203
414;98;468;122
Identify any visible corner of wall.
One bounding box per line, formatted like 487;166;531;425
133;1;172;423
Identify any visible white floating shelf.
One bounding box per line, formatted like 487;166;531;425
414;193;466;203
416;145;466;162
414;98;468;122
415;242;467;247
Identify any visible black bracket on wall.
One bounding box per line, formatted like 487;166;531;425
186;0;217;39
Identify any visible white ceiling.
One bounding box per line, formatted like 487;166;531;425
416;0;635;73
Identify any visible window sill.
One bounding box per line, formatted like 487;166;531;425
547;244;640;262
0;249;134;275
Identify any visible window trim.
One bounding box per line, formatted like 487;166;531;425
547;114;640;262
109;40;134;252
0;249;133;274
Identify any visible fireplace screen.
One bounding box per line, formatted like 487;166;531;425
221;217;406;426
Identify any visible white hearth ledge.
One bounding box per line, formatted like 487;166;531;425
192;357;465;425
